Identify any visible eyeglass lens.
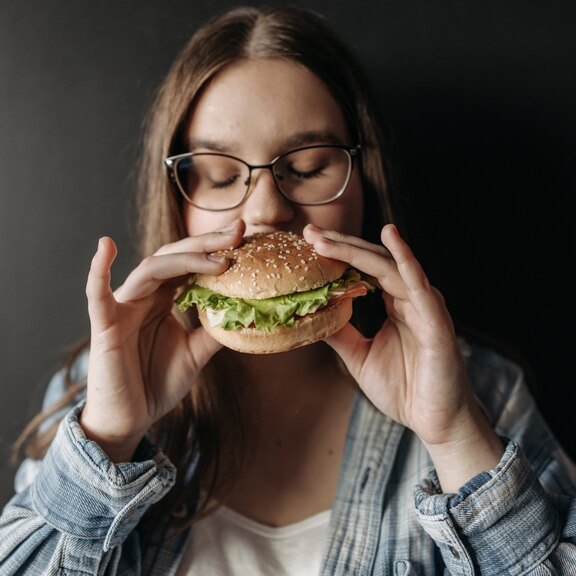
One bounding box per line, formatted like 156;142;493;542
173;147;352;210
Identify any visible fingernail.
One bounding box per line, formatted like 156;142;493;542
207;253;228;263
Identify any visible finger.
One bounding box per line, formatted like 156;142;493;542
116;251;231;303
86;237;118;332
380;224;430;294
380;225;453;332
303;224;392;258
323;322;371;380
185;326;225;372
155;219;245;256
303;224;406;297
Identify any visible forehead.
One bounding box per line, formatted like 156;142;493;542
185;58;351;154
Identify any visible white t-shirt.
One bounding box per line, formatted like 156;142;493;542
176;506;331;576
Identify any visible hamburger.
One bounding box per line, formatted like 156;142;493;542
176;231;373;354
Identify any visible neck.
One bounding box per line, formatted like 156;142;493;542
225;342;355;416
216;343;358;525
218;343;358;470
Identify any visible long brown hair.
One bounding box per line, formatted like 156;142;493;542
15;5;396;533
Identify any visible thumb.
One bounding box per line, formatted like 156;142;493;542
324;322;370;381
86;237;118;333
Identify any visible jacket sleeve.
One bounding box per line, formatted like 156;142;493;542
413;345;576;574
0;403;176;575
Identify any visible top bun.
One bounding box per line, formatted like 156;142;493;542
196;231;347;299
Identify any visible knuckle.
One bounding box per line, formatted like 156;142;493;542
140;254;157;270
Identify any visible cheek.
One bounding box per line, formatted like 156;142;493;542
342;178;364;235
304;177;363;236
183;177;365;238
183;204;241;236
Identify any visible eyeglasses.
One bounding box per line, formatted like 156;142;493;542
164;144;360;211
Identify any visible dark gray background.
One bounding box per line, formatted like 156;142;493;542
1;0;575;506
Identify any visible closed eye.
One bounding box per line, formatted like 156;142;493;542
209;174;242;189
289;166;326;179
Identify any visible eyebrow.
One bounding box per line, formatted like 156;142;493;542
282;130;345;149
187;130;346;155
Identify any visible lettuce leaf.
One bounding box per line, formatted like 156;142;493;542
176;283;330;331
175;269;371;332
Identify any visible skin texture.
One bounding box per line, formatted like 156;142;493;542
81;59;503;521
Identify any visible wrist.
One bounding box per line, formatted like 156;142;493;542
79;406;145;463
423;405;504;493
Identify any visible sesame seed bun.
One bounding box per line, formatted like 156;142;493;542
194;231;352;354
195;231;348;299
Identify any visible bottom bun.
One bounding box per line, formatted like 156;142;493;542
198;298;353;354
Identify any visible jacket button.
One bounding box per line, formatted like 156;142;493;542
448;545;460;559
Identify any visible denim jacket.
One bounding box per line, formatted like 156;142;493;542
1;340;576;575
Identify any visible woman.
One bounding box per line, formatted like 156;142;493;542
1;6;575;575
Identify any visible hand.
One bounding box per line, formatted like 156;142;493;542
81;219;245;462
304;223;503;491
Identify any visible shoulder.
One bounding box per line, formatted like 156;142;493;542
39;347;89;431
14;347;89;493
459;337;567;475
459;337;526;418
44;348;89;402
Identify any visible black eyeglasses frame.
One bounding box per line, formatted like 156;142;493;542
164;144;361;211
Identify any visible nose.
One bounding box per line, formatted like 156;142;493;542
241;168;294;229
